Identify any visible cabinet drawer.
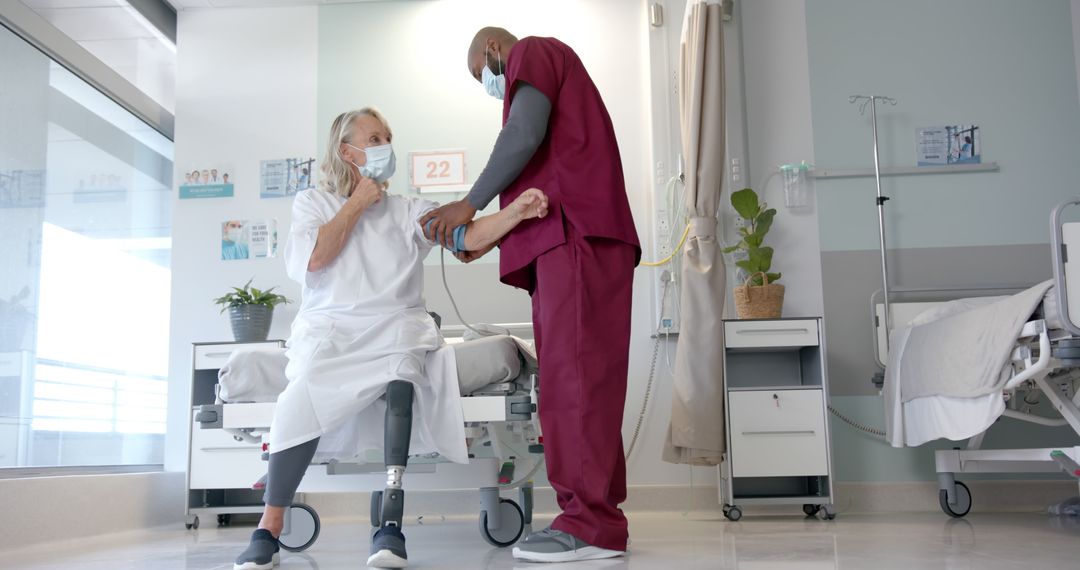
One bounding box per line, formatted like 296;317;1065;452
189;411;265;489
728;389;828;478
194;342;281;370
724;320;818;349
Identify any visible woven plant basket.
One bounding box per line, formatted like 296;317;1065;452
733;272;785;319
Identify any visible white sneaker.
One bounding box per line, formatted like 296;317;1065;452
512;528;626;563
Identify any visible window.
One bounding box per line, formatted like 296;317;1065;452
0;24;172;468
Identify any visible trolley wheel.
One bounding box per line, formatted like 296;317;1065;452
370;490;384;528
939;481;972;518
185;515;199;530
819;504;837;520
802;504;820;516
217;514;232;527
479;498;525;547
724;506;743;521
279;503;320;552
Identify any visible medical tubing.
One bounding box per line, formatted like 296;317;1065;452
439;248;492;338
827;405;886;439
640;224;692;267
626;280;670;459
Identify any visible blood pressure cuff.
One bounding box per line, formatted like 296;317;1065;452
424;220;468;253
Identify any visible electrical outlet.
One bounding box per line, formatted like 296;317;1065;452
658;244;672;259
658;217;671;235
734;216;747;229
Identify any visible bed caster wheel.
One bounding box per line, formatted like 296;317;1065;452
723;505;742;521
279;503;320;552
479;498;525;547
217;514;232;527
939;481;972;518
185;515;199;530
803;504;820;517
818;504;836;520
370;490;384;527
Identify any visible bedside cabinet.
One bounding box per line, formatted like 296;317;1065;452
719;318;836;521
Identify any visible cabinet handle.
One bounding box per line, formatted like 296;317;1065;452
737;328;809;335
203;352;232;359
199;446;260;452
741;430;816;437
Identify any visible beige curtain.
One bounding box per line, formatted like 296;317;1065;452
663;0;726;466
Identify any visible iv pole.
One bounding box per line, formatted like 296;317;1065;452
850;94;898;352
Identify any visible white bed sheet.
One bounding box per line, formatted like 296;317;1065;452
884;282;1057;447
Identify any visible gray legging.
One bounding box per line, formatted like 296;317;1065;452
263;437;320;508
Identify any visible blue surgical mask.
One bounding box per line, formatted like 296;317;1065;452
482;49;506;100
347;143;396;183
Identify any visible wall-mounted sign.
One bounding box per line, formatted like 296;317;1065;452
409;150;468;193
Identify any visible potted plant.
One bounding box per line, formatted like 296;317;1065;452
213;279;290;342
0;287;33;352
723;188;785;319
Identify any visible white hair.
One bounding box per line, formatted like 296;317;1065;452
320;107;392;198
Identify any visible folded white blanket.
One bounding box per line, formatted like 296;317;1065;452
891;279;1053;402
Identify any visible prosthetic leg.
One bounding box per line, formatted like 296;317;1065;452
368;380;414;569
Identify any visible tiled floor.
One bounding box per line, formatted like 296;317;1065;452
3;512;1080;569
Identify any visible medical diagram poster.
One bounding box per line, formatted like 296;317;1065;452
222;219;278;261
917;125;981;166
260;157;316;198
180;165;234;199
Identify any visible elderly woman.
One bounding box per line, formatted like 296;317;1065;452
234;107;548;570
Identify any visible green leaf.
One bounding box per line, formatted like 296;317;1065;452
755;208;776;239
722;244;741;254
757;246;774;273
766;272;781;284
744;232;763;248
735;259;753;273
730;188;759;220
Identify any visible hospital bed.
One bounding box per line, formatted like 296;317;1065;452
872;199;1080;517
191;331;543;551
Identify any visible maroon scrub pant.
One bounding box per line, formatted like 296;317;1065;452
530;226;635;552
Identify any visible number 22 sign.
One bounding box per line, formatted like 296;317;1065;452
409;150;467;190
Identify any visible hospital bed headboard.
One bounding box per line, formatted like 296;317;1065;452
1051;199;1080;336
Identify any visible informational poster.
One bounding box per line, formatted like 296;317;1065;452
917;125;981;166
180;165;234;199
0;170;45;208
261;157;316;198
916;127;948;166
221;219;277;261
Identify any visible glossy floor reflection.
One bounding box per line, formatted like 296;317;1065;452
3;512;1080;569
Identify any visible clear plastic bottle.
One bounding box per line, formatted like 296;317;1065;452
781;161;813;208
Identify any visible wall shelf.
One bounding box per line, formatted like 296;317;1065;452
814;161;999;179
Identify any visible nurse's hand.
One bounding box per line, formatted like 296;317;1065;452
455;243;496;263
348;176;383;211
421;199;477;248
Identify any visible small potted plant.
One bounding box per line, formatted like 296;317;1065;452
213;279;290;342
723;188;785;319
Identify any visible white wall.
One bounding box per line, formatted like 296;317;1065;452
166;5;320;471
166;1;717;487
740;0;824;317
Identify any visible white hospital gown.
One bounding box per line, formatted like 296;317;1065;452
271;188;467;464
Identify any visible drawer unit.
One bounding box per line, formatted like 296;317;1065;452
728;389;829;478
188;410;265;489
724;319;819;349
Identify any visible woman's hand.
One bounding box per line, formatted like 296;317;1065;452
455;242;497;263
347;175;383;211
510;188;549;221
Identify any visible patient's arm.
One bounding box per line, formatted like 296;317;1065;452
461;188;549;251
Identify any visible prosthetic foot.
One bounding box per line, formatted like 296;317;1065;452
368;380;414;569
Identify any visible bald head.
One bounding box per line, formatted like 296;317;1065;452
467;26;519;83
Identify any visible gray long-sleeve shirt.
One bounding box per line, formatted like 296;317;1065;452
465;82;552;210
